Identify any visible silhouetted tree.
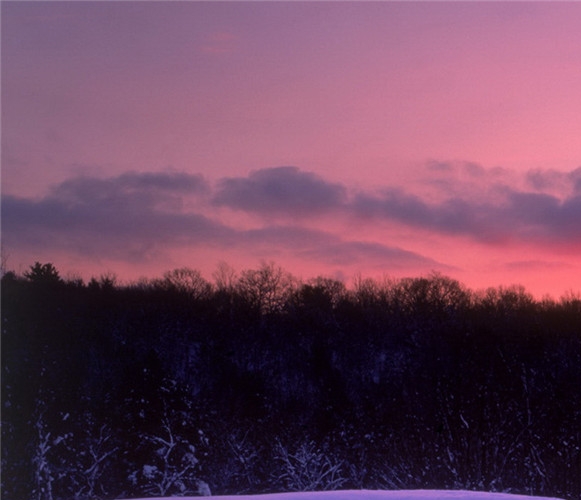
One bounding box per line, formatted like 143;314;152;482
160;267;212;300
24;262;63;286
237;261;296;316
3;262;581;499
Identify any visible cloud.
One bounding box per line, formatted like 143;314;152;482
504;260;574;272
525;166;581;196
2;169;442;271
1;172;222;262
481;189;581;244
2;192;232;261
426;159;489;178
353;189;505;242
526;169;566;192
240;225;445;271
302;239;446;270
199;31;238;55
353;164;581;246
573;168;581;194
52;171;208;205
3;164;580;275
212;166;347;217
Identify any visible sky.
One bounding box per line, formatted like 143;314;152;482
2;1;581;298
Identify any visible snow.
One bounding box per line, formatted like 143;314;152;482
123;489;565;500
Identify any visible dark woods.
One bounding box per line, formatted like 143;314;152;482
2;262;580;500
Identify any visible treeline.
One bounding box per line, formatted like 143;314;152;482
2;262;581;500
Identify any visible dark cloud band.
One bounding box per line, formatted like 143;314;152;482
3;164;580;270
212;166;347;215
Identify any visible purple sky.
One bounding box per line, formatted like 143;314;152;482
2;1;581;297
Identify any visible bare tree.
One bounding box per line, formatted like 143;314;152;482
129;408;209;497
274;440;346;491
31;403;71;500
216;429;263;493
70;418;118;500
32;406;55;500
212;261;238;292
162;267;212;300
0;244;9;276
238;261;296;315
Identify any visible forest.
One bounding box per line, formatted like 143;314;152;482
2;262;580;500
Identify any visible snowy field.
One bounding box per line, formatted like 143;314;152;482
125;489;564;500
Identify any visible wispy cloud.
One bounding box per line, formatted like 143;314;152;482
199;31;238;55
504;259;574;272
239;225;441;270
525;167;581;195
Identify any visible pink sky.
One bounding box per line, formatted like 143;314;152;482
2;1;581;298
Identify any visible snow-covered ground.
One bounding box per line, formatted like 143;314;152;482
125;489;564;500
